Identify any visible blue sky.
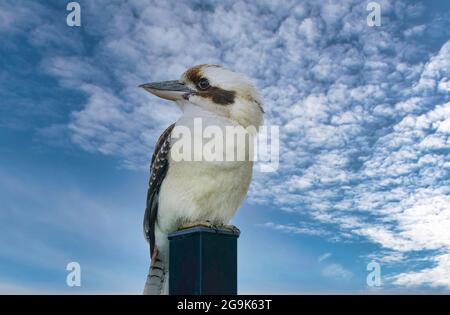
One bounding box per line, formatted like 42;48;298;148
0;0;449;293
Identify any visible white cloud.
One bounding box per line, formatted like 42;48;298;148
261;222;329;238
322;263;353;280
392;254;450;289
318;252;332;263
0;1;43;35
404;24;426;38
367;251;405;264
415;41;450;94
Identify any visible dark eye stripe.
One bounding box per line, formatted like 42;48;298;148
195;87;236;105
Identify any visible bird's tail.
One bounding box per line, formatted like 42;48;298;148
143;250;169;295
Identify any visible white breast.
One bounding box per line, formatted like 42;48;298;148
156;106;254;234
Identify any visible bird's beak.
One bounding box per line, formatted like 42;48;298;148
140;80;193;101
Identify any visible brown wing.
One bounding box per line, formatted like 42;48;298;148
143;123;175;256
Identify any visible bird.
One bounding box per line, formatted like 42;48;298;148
140;64;264;295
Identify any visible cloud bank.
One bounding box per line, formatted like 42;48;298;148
2;0;449;290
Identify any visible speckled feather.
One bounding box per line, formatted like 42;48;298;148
143;123;175;257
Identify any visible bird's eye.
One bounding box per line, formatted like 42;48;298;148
197;78;210;90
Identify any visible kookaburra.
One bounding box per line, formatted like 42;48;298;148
140;64;264;295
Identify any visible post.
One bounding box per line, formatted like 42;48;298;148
168;226;240;295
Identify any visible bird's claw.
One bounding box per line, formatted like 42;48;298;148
178;220;217;230
220;224;241;235
178;221;240;235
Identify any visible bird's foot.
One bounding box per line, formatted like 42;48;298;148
178;220;217;230
218;224;240;235
178;221;240;234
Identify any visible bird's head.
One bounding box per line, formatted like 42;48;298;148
141;64;264;128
